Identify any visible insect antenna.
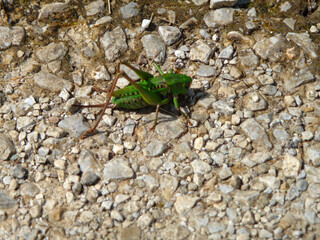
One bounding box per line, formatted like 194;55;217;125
153;62;164;75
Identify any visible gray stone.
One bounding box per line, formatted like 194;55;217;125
155;121;186;140
258;74;274;85
58;114;90;138
0;27;11;50
193;0;209;5
204;8;235;27
141;34;166;63
283;154;301;178
12;165;28;179
85;0;105;16
174;195;199;215
3;120;16;131
273;127;289;141
141;19;151;29
119;2;139;19
305;146;320;166
253;34;286;62
38;1;70;20
301;131;314;141
189;213;209;231
240;119;272;150
208;221;226;234
158;26;181;45
287;186;300;200
100;26;128;62
0;191;17;209
209;127;224;140
123;120;136;136
246;20;258;32
78;150;101;173
160;174;179;200
259;229;273;238
212;100;235;115
284;70;315;93
243;92;268;111
308;183;320;198
219;164;233;180
200;29;211;39
21;183;40;197
305;165;320;184
210;0;237;9
189;40;214;64
198;94;216;109
279;212;295;229
0;26;25;50
79;210;94;223
36;43;68;63
234;190;260;207
103;158;134;181
287;32;318;59
34;70;73;92
160;225;190;239
242;210;255;225
46;126;67;139
25;229;39;240
229;66;243;79
261;85;278;96
92;16;113;27
191;160;211;175
196;64;217;77
296;179;308;191
72;182;83;195
178;166;194;178
82;170;100;186
140;175;159;191
241;152;272;167
0;133;15;161
280;1;292;12
30;204;42;218
179;17;198;30
16;116;35;131
259;176;280;190
238;49;260;69
218;45;234;59
143;140;167;157
288;107;303;117
284;18;296;30
110;209;124;222
218;184;234;193
137;213;154;227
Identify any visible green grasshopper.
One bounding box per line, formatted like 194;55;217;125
79;62;192;138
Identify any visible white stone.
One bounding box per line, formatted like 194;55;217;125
283;154;301;178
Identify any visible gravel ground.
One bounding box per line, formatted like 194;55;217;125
0;0;320;239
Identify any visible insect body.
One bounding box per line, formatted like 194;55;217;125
79;62;192;138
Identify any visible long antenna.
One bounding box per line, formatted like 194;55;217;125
153;62;164;75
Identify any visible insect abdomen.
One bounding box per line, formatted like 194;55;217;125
111;95;149;109
111;82;170;109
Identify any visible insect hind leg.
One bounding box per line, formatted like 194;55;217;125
80;63;122;138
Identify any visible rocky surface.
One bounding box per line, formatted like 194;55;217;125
0;0;320;239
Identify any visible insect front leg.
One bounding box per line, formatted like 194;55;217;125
173;96;192;126
150;97;170;131
150;105;160;131
121;71;170;130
